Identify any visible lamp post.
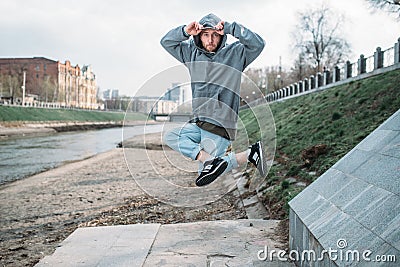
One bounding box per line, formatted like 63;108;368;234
22;71;26;106
274;74;281;91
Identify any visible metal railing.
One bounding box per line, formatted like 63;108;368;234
265;37;400;103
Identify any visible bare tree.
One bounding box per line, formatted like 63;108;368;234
0;74;21;104
241;68;265;102
366;0;400;18
291;5;352;78
40;75;56;103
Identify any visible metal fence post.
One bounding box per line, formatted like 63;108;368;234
298;81;303;93
374;47;384;69
309;75;315;90
395;38;400;64
304;78;309;91
358;54;366;74
345;61;352;79
333;66;341;83
316;72;323;88
323;69;331;86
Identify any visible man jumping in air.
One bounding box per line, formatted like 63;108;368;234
161;13;266;186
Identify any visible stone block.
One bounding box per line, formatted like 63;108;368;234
355;129;397;153
353;154;400;195
291;191;328;220
347;231;386;256
381;213;400;251
314;212;346;239
302;225;310;252
242;195;259;207
289;187;320;216
318;217;367;262
308;206;345;239
379;110;400;131
332;149;372;175
294;215;304;252
302;200;333;226
357;195;400;234
310;169;351;199
381;133;400;159
328;177;370;210
342;185;392;218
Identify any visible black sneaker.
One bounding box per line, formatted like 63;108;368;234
248;141;266;177
196;157;228;187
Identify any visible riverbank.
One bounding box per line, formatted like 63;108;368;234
0;105;151;139
0;133;248;267
0;120;159;139
0;105;148;122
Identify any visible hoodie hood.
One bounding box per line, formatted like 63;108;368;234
193;13;227;54
199;13;221;29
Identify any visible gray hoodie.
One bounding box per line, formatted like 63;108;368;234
160;13;265;139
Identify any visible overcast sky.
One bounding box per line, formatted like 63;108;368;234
1;0;399;96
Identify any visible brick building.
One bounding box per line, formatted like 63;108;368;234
0;57;98;109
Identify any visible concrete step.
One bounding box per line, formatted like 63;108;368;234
35;220;295;267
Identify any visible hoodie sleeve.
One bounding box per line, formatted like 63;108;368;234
223;22;265;69
160;25;192;63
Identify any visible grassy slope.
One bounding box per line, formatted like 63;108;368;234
0;106;148;123
239;69;400;219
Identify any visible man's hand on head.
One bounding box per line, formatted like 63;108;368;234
184;21;204;36
215;21;224;35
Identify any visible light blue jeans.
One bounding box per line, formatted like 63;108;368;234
164;123;239;173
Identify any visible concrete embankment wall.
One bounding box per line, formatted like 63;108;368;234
288;109;400;266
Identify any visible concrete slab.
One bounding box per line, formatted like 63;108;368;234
143;219;290;266
36;220;296;267
35;224;160;267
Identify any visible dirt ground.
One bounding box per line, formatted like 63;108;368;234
0;133;250;267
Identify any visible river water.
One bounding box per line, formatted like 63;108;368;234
0;123;173;185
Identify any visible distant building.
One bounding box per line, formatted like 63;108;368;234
102;89;119;100
0;57;98;109
128;96;159;114
153;100;178;115
102;90;111;100
163;83;181;102
163;83;192;107
120;83;192;118
112;90;119;99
